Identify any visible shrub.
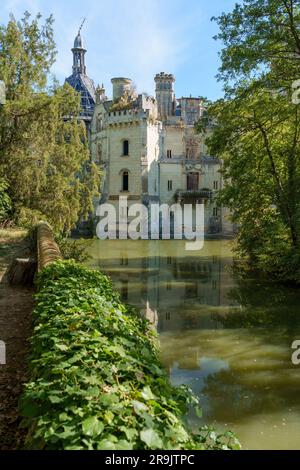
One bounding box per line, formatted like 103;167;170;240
54;235;91;263
20;260;240;450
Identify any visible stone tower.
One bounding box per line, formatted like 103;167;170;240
111;77;133;100
154;72;175;120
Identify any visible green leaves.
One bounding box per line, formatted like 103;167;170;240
212;0;300;92
0;178;12;222
20;260;239;450
141;386;156;401
140;429;163;449
132;400;148;415
49;395;62;404
82;417;104;437
198;0;300;283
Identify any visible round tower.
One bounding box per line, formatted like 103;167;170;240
111;77;133;101
154;72;175;119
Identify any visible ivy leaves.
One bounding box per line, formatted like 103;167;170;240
20;260;239;450
82;417;104;438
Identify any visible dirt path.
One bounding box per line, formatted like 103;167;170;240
0;229;34;450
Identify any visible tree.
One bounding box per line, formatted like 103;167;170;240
197;0;300;283
0;178;12;223
213;0;300;93
0;12;99;234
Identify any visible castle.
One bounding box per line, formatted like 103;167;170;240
65;29;234;236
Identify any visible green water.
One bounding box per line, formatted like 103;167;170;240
87;239;300;450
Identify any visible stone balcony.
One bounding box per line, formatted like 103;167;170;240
175;188;213;202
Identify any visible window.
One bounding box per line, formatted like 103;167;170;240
167;180;173;191
122;171;129;191
185;283;198;299
167;149;172;159
213;207;218;217
96;114;103;132
187;173;199;190
121;280;128;301
166;312;171;321
213;180;219;190
123;140;129;156
97;143;102;163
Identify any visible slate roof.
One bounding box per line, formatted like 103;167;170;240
65;73;95;119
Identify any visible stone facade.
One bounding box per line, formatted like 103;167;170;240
91;74;235;236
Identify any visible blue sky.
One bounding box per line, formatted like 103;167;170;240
2;0;238;100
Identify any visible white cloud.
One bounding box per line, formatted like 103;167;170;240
77;0;204;96
2;0;205;96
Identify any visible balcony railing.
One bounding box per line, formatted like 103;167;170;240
175;188;213;202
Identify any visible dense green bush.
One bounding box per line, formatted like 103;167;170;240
20;260;240;450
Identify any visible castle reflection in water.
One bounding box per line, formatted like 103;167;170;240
88;240;237;332
87;240;300;450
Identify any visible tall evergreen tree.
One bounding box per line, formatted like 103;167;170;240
0;12;99;233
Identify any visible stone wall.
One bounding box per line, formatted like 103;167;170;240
37;222;62;271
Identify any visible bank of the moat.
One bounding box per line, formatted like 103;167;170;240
0;229;33;450
87;239;300;450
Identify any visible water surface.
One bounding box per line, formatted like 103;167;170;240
87;240;300;450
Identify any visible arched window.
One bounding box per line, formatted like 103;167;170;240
123;140;129;156
122;171;129;191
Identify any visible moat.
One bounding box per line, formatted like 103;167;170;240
87;239;300;450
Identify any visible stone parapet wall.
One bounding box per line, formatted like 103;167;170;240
37;222;63;271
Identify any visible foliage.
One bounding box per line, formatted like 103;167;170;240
197;0;300;283
213;0;300;93
55;234;91;263
213;261;300;329
0;178;12;222
110;91;135;112
20;260;240;450
0;12;100;234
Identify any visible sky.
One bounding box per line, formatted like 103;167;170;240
2;0;238;101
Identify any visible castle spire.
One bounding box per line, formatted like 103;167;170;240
72;19;87;75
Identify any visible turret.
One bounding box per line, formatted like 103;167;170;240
154;72;175;119
72;31;87;75
96;83;106;104
111;77;133;100
65;19;96;127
